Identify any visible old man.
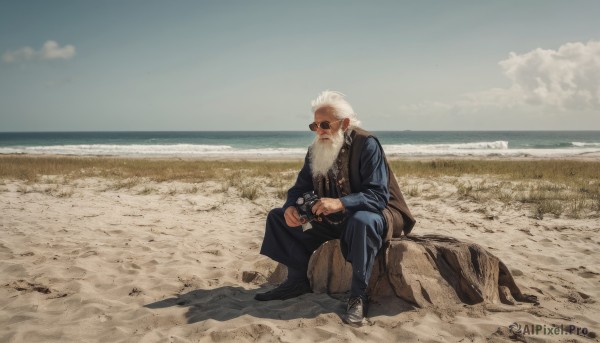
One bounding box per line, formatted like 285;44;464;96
255;90;415;325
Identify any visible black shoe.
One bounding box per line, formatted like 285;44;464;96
254;280;312;301
341;296;368;326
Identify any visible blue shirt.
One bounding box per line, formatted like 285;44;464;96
283;136;390;214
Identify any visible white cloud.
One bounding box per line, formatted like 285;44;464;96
3;40;76;63
400;41;600;114
2;46;35;63
40;40;76;60
500;41;600;110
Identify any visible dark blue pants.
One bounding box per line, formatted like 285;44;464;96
259;208;385;298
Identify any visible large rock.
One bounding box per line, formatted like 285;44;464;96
302;235;538;308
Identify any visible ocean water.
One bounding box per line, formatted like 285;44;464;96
0;131;599;158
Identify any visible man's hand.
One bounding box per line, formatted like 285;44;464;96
284;206;301;227
312;198;345;216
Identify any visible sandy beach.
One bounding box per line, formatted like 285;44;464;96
1;156;598;342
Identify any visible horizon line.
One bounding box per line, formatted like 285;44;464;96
2;129;600;133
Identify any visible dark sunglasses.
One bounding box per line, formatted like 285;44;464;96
309;119;343;131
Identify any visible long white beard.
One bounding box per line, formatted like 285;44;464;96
309;129;345;178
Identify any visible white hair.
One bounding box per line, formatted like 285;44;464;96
311;90;361;129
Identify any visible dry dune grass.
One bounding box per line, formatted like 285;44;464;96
1;155;599;218
0;155;302;183
391;160;600;219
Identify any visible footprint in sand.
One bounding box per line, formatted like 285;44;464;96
79;250;98;258
566;266;600;279
578;271;599;278
202;249;223;256
8;280;51;294
567;291;593;304
577;266;599;279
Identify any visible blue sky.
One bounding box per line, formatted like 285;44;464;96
1;1;599;131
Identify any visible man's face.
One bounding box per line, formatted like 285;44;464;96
313;107;348;142
309;107;349;177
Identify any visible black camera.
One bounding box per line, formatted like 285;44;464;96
295;191;322;225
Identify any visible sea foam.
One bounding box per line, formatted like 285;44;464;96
572;142;600;147
0;140;599;157
0;144;307;157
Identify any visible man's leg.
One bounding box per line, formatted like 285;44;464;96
340;210;385;323
256;207;341;300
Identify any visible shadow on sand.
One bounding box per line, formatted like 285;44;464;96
144;285;416;323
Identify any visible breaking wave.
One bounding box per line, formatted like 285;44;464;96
0;144;307;157
572;142;600;147
0;140;598;157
